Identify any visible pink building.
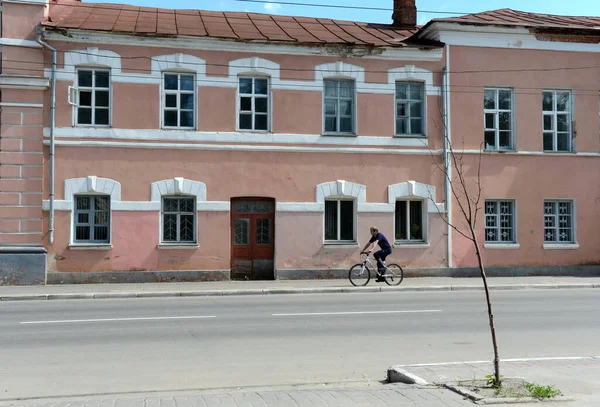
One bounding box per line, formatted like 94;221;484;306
1;0;599;284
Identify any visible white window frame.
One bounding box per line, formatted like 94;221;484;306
161;196;197;244
484;200;517;244
71;68;111;127
542;90;573;152
324;199;356;244
395;82;425;137
161;72;196;130
73;194;111;244
237;75;271;132
543;200;576;245
394;199;426;243
323;79;356;136
484;88;514;150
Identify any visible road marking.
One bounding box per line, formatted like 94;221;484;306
399;356;598;367
21;316;216;324
272;310;442;316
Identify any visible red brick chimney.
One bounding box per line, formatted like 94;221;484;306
392;0;417;27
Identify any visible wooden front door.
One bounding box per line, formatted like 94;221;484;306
231;198;275;280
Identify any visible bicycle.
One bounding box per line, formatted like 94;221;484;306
348;251;404;286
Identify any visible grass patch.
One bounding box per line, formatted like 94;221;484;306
525;382;562;399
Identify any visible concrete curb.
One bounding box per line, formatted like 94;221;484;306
387;366;429;385
0;283;597;301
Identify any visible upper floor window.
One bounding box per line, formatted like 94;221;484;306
543;90;572;152
238;77;269;131
162;197;196;244
324;79;354;134
544;200;574;244
74;195;110;243
396;82;424;136
484;88;513;150
324;199;355;243
76;69;110;126
485;200;516;243
163;73;195;129
395;200;424;242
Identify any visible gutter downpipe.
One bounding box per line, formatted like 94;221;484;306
442;45;453;268
35;26;56;244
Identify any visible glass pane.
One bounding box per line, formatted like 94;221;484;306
240;97;252;112
484;89;495;109
395;201;407;240
94;226;108;242
180;198;195;213
409;201;423;240
179;215;195;242
340;100;352;116
410;118;422;134
164;110;177;127
339;81;353;98
499;112;511;130
396;102;407;117
485;131;496;149
339;117;352;133
256;218;271;244
180;111;194;128
324;80;337;97
95;91;109;107
396;83;407;99
396;118;407;134
239;114;252;130
325;99;337;115
556;92;570;111
95;196;110;211
325;116;337;132
324;201;337;240
410;102;421;118
557;133;570;151
409;84;423;100
255;97;268;113
499;131;511;149
95;71;109;88
76;196;90;210
77;108;92;125
255;114;268;131
542;92;553;111
557;114;569;132
95;109;109;125
234;218;250;245
164;74;178;90
543;115;553;130
163;198;178;212
163;214;177;241
79;91;92;107
485;113;495;129
75;225;90;241
180;75;194;91
499;90;511;110
239;78;253;94
78;70;93;87
543;132;554;150
255;79;268;95
180;94;194;110
165;94;177;108
94;211;109;226
340;200;354;241
77;213;89;224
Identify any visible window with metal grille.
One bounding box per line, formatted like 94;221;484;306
238;77;269;131
543;90;572;152
395;200;424;242
162;197;196;243
162;73;195;129
544;200;574;243
324;79;355;134
74;195;110;243
396;82;424;136
484;88;513;150
324;200;354;242
76;69;110;126
485;200;516;243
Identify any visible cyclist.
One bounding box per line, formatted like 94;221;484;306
361;226;392;282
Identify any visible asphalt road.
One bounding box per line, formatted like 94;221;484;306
1;289;598;400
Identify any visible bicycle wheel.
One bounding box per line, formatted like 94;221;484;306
383;264;404;286
349;263;372;286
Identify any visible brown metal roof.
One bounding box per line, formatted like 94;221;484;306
433;8;600;30
42;0;422;47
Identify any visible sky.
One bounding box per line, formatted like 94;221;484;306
87;0;600;25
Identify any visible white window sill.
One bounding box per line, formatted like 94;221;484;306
542;150;576;154
323;242;358;249
543;243;579;250
157;244;199;250
69;244;112;251
394;134;426;139
236;129;271;133
162;127;196;131
484;243;520;249
74;124;111;128
484;149;516;153
394;242;429;248
321;133;357;137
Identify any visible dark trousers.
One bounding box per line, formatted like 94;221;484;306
374;248;392;270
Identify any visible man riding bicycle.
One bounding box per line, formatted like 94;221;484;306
361;226;392;282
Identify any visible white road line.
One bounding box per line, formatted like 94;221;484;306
399;356;598;367
272;310;442;317
21;316;216;324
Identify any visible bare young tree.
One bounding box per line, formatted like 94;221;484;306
428;136;501;387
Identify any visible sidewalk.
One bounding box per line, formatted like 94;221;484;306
0;276;597;301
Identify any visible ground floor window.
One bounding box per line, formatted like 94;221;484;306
485;200;516;243
544;200;574;243
325;199;354;242
162;196;196;243
74;195;110;243
395;200;424;242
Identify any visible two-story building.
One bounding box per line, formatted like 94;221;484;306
1;0;599;284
